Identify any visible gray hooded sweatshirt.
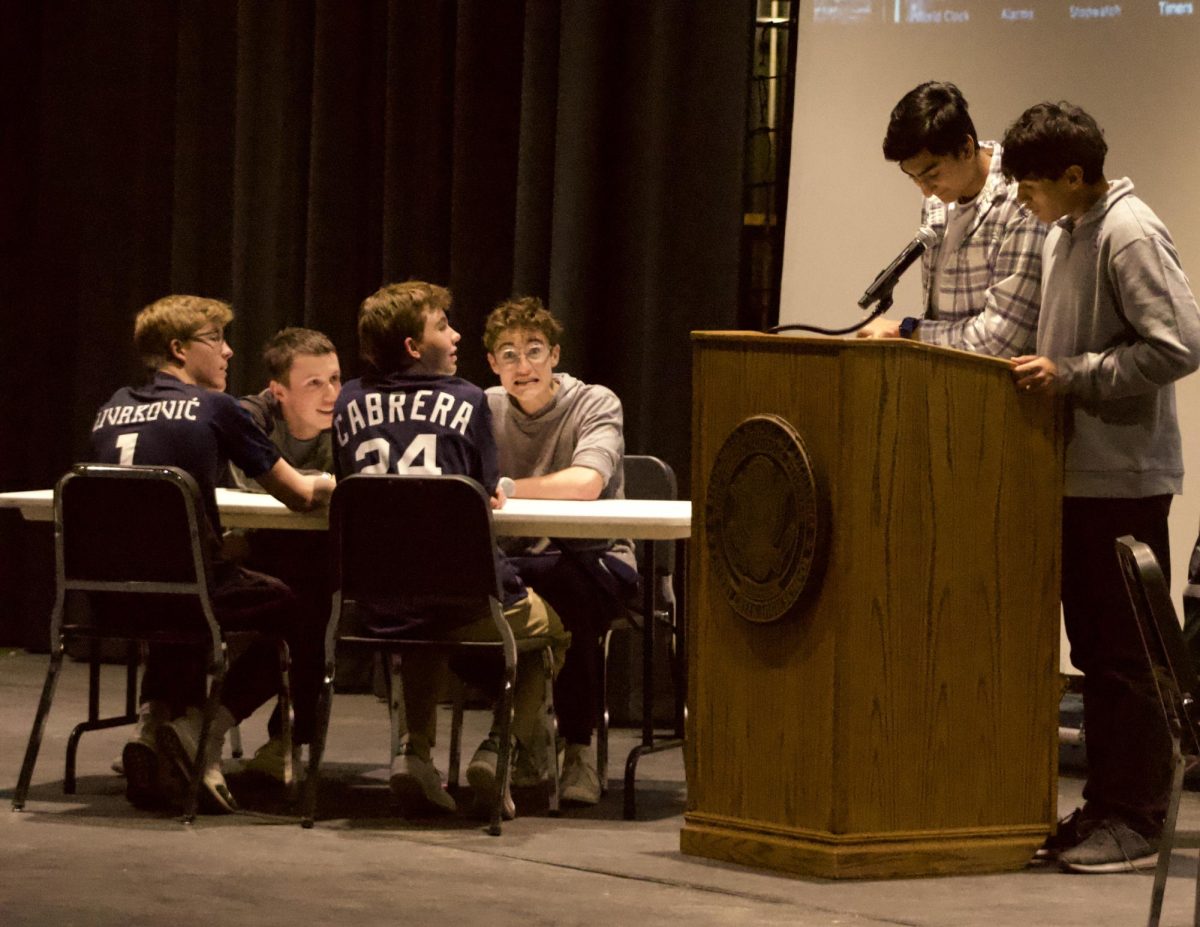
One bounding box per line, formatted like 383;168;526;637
1040;177;1200;497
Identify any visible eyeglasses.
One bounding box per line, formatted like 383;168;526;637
493;343;549;367
188;329;227;348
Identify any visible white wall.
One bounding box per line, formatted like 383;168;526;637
779;5;1200;610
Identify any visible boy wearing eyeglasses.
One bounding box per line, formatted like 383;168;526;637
333;281;570;820
91;295;333;814
483;296;638;806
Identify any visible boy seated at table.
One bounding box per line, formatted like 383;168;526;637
332;280;570;819
92;294;334;813
483;297;638;806
226;327;343;781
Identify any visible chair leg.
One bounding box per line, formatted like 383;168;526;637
490;668;516;836
64;646;103;793
13;645;66;811
1149;743;1186;927
596;629;613;796
228;725;244;760
388;654;405;761
543;649;560;816
274;639;294;791
182;674;225;825
61;642;144;796
301;673;335;828
448;677;464;789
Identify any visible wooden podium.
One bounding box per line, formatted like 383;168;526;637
681;333;1064;879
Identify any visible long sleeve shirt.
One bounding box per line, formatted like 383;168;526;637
914;142;1046;357
1039;178;1200;497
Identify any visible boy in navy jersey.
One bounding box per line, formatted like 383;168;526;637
91;294;334;812
333;281;569;819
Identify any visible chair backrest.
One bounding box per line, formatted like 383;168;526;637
330;473;503;610
54;463;220;650
1116;535;1200;743
623;455;677;576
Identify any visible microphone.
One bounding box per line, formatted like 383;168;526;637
857;226;938;309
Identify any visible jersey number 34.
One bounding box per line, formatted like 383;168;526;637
353;434;442;474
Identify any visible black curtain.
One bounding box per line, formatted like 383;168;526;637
0;0;749;642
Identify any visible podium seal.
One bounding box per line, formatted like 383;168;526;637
705;413;827;623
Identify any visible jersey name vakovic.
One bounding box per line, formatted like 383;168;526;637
92;397;202;430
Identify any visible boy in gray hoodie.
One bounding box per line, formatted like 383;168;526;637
484;297;638;805
1003;102;1200;873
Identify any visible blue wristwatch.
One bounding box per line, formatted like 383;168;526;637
899;317;920;339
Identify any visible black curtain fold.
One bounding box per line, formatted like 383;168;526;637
0;0;750;644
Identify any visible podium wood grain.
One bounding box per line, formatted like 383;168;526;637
682;333;1064;879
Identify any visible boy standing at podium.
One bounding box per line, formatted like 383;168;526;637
859;81;1045;354
1004;103;1200;873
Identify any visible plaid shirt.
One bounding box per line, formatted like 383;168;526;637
914;143;1045;356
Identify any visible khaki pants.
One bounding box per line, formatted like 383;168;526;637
399;589;570;756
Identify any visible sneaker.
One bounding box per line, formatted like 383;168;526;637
560;743;601;806
1058;819;1160;873
112;702;169;776
466;737;516;821
122;734;161;810
390;744;456;815
1034;807;1096;861
156;709;238;815
241;736;302;785
510;732;557;789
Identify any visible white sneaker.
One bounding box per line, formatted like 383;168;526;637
390;745;456;815
241;736;302;785
466;737;516;821
156;708;238;814
560;743;600;806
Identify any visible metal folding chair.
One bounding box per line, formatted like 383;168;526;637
600;454;685;819
1116;534;1200;927
301;473;559;835
12;463;292;823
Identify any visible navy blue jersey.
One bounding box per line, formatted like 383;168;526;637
91;372;280;540
333;372;499;491
333;371;525;626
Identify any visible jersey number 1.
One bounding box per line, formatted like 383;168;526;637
115;433;138;466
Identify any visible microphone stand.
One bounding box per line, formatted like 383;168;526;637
767;292;894;336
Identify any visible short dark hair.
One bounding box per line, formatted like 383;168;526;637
1000;102;1107;184
262;327;336;382
482;296;563;353
358;281;451;375
883;81;978;163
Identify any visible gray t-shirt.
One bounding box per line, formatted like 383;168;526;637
487;372;636;572
228;389;334;491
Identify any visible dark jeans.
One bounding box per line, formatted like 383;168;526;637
509;549;636;746
244;529;332;737
1062;495;1173;837
140;563;323;743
